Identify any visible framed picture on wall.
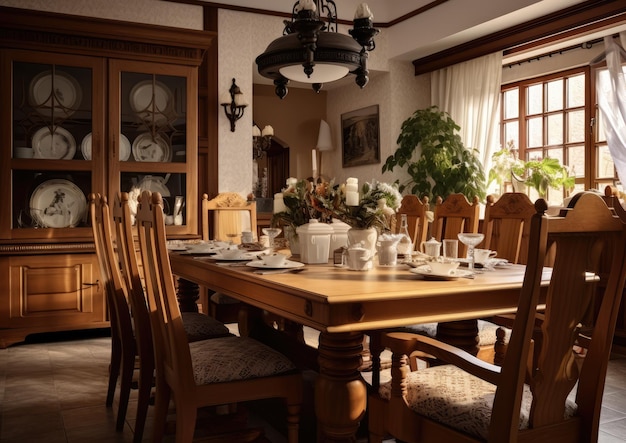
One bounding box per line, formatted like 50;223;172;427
341;105;380;168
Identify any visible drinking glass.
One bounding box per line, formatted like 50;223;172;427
262;227;282;253
443;239;459;260
457;233;484;270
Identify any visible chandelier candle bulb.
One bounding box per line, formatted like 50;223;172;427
355;3;373;19
252;125;261;137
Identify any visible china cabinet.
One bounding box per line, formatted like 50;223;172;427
0;7;214;347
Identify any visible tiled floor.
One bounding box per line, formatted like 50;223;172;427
0;328;625;443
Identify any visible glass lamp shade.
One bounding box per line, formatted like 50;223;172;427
316;119;333;151
256;32;362;83
279;64;349;84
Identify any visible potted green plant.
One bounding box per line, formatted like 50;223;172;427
488;141;575;198
382;106;486;203
512;157;575;198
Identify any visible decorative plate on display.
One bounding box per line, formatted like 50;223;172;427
132;133;171;162
128;175;172;218
129;80;173;125
32;126;76;159
29;179;87;228
81;133;131;161
29;70;82;118
409;265;474;281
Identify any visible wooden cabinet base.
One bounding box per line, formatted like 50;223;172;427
0;253;107;348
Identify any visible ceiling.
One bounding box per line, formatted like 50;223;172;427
207;0;625;88
204;0;607;60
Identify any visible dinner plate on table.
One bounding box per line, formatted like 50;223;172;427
456;257;509;268
409;265;474;281
210;252;257;261
246;260;305;270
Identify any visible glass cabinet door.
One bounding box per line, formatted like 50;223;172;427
109;59;198;236
3;51;105;240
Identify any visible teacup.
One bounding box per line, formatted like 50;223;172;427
220;248;244;259
474;248;497;263
428;260;460;275
261;253;289;267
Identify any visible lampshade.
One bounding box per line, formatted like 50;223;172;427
316;119;333;152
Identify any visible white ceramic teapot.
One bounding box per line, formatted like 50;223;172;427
420;237;442;258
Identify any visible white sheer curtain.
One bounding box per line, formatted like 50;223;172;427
597;32;626;184
431;52;503;177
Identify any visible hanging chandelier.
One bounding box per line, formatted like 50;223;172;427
256;0;379;99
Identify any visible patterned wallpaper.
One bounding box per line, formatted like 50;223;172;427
0;0;203;29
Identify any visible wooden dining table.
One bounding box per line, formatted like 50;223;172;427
169;253;550;442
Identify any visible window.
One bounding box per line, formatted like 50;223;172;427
500;65;620;204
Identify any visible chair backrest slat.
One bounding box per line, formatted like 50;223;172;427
135;191;196;392
482;192;536;264
432;193;480;257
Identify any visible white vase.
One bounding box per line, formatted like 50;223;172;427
284;226;300;255
347;227;378;257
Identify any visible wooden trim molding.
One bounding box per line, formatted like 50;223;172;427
412;0;626;75
0;6;215;66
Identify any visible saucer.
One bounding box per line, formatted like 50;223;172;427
246;260;305;270
409;265;474;281
211;252;256;261
455;257;509;268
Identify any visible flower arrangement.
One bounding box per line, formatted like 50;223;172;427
334;179;402;230
271;177;402;232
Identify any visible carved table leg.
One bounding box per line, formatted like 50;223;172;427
175;278;199;313
315;331;367;442
436;320;480;355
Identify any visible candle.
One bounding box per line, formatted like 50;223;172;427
345;183;358;193
346;177;358;185
346;191;359;206
273;193;287;213
355;3;373;20
312;149;317;175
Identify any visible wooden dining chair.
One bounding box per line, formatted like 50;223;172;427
90;193;137;435
406;193;480;355
482;192;536;264
369;192;626;443
107;192;231;442
134;190;302;443
394;194;430;252
201;193;258;323
431;193;480;258
202;193;257;243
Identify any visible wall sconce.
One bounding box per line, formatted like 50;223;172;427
220;78;247;132
252;124;273;159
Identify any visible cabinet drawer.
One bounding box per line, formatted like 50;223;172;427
1;254;105;328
